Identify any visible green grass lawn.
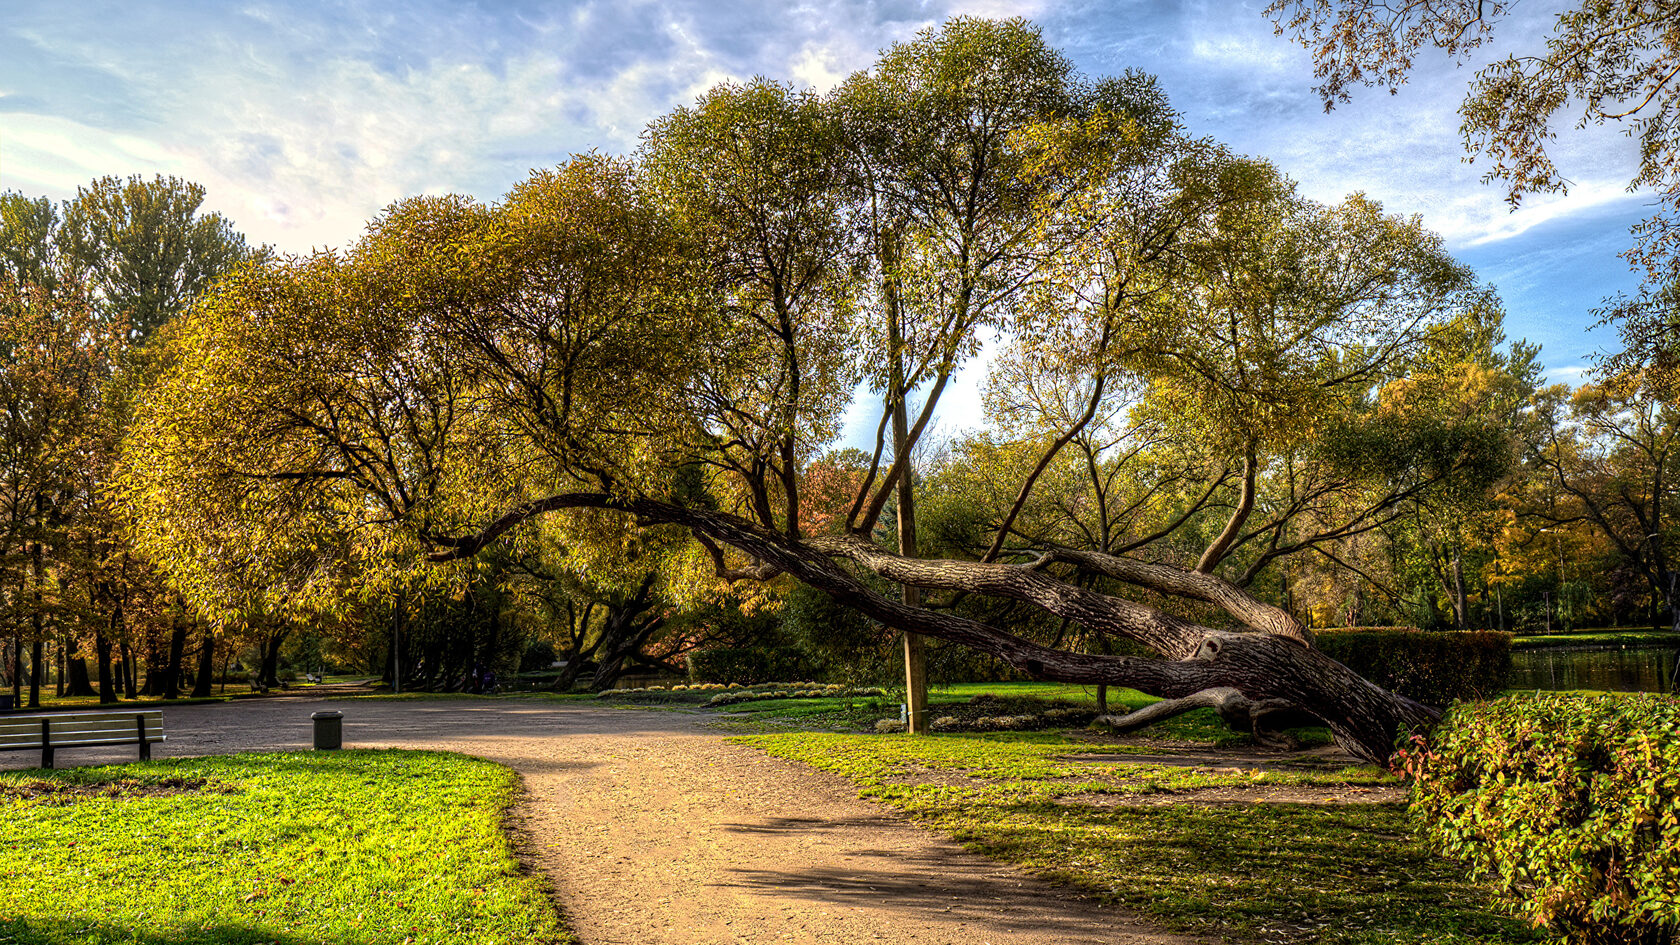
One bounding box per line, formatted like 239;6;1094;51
742;731;1550;945
0;750;573;945
5;693;240;711
702;681;1247;742
1511;628;1679;649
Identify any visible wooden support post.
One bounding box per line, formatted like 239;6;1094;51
40;717;52;769
137;714;151;762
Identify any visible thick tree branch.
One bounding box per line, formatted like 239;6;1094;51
1039;546;1313;646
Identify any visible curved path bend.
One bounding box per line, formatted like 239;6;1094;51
2;696;1200;945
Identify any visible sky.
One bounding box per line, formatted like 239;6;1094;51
0;0;1652;437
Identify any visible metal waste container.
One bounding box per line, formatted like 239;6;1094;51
0;693;12;712
311;710;343;750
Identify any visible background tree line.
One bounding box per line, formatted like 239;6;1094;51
3;16;1677;745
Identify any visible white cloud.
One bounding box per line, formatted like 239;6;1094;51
4;0;1063;253
1546;364;1592;387
0;0;1651;378
1190;35;1294;73
1;114;175;194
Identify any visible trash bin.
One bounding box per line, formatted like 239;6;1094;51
311;710;343;750
0;693;12;712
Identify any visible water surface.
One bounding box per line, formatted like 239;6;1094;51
1509;644;1678;693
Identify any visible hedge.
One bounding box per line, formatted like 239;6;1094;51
1315;628;1511;706
1401;693;1680;944
685;647;806;685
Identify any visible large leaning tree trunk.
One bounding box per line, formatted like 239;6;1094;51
586;576;668;692
432;493;1440;764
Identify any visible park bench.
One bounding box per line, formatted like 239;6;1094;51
0;710;165;769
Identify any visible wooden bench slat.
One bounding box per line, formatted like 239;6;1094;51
46;722;165;736
1;710;160;720
0;736;164;751
42;732;166;744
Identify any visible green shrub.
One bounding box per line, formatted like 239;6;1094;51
1316;628;1511;706
686;647;805;685
1402;693;1680;944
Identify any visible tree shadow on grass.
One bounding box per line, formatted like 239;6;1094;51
0;917;316;945
945;798;1552;944
721;848;1127;939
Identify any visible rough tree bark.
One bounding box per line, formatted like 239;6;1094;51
28;639;42;708
259;628;286;690
9;634;21;708
161;619;187;700
94;631;117;704
587;577;668;691
63;638;97;698
191;628;215;698
431;493;1440;763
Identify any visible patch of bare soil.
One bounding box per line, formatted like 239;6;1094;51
1063;783;1407;808
1;776;222;803
1063;742;1367;772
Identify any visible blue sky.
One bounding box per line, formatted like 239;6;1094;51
0;0;1648;430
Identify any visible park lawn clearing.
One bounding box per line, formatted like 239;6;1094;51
743;732;1550;945
1510;628;1679;649
710;682;1270;744
0;749;574;945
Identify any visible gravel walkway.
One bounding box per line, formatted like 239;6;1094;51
2;694;1201;945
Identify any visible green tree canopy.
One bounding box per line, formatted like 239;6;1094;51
60;174;259;341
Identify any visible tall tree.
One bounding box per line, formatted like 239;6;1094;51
0;193;73;295
60;175;256;342
834;18;1152;730
1530;371;1680;630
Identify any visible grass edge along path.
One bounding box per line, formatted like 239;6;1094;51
0;749;576;945
741;731;1553;945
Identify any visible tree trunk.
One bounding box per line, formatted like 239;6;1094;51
1665;570;1680;635
478;594;501;689
259;629;286;689
28;639;42;708
120;639;137;699
191;629;215;698
64;635;97;697
552;653;589;692
161;619;187;700
143;634;162;695
887;287;928;735
587;582;665;691
95;632;117;704
548;602;597;692
28;538;50;703
10;634;21;708
1449;552;1468;630
383;625;397;686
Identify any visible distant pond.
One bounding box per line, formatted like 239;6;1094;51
1509;644;1678;694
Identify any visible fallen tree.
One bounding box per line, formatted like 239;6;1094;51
419;492;1437;762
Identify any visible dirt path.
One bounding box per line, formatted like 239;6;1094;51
1;696;1200;945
